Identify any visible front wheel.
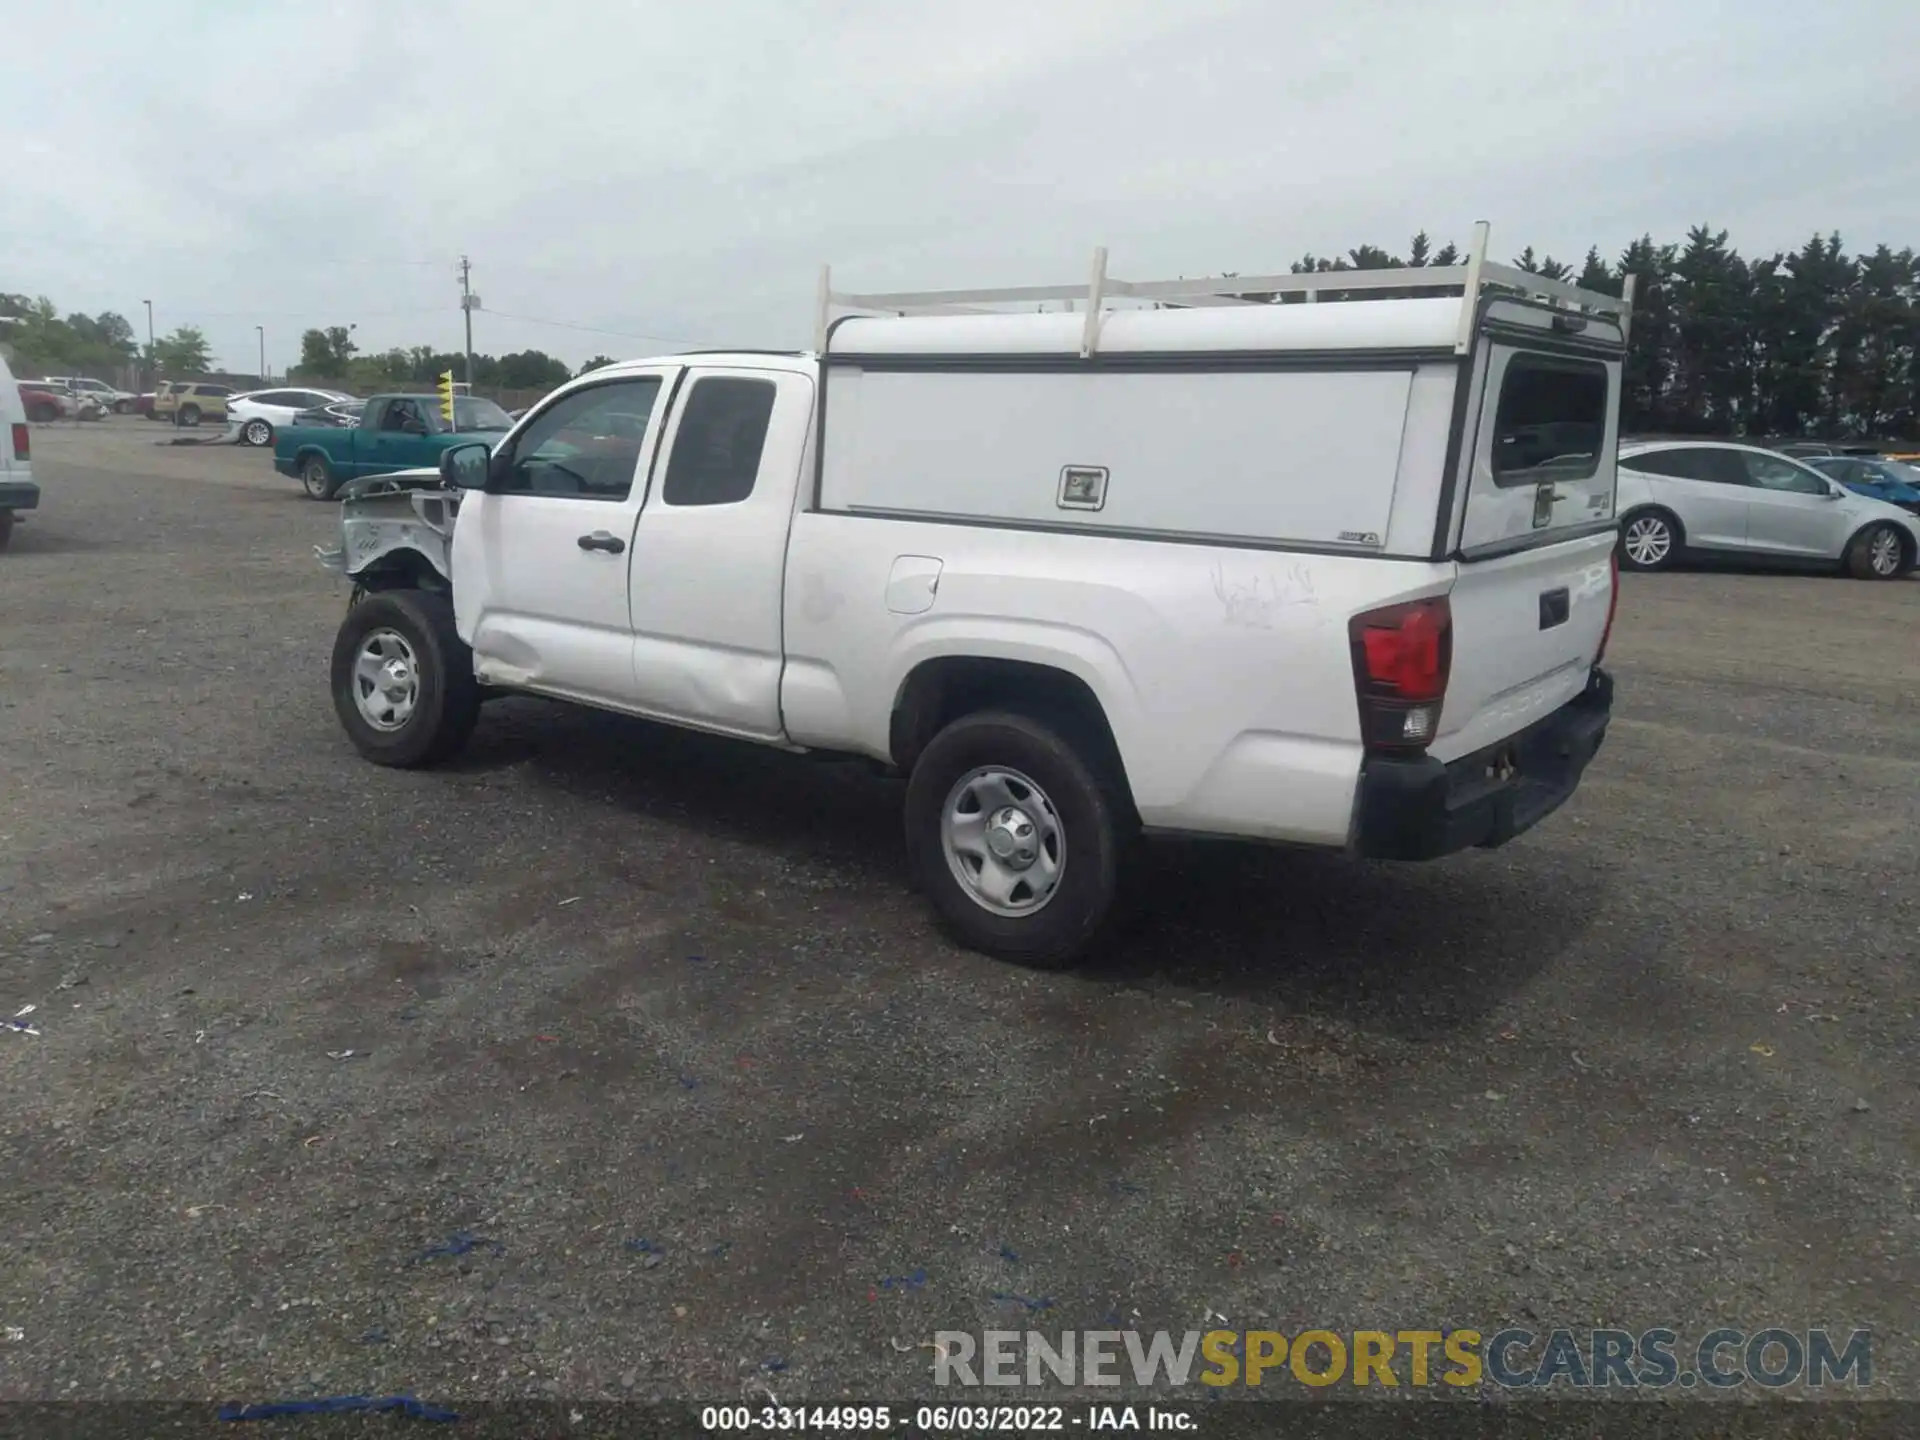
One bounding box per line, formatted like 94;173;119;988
114;400;131;414
242;418;273;447
300;454;337;501
1620;509;1681;571
1846;522;1910;580
904;709;1132;968
179;404;202;427
329;589;480;768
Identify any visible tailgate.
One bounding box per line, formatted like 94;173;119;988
1435;307;1622;762
1438;530;1615;760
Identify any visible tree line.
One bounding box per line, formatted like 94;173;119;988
1226;226;1919;440
291;326;580;393
0;294;212;378
9;225;1919;438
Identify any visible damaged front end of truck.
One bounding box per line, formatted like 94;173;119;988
315;469;460;599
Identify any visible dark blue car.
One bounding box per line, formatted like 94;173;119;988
1809;457;1920;515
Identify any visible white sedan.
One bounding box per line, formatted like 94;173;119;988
225;387;357;447
1616;440;1919;580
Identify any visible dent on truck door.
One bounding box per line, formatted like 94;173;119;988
623;369;812;741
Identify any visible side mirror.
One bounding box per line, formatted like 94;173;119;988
1825;484;1846;500
440;439;492;491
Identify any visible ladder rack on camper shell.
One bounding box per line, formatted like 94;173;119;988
815;220;1635;359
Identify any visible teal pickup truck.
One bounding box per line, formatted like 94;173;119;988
274;393;516;500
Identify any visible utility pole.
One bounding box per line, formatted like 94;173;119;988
142;300;155;389
458;255;478;392
256;325;266;384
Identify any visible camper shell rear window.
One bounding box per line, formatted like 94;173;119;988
1490;354;1609;487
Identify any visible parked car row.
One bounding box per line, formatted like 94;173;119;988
15;379;113;421
44;376;136;414
1616;440;1918;580
217;388;359;447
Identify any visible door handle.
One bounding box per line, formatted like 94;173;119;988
577;531;625;554
1538;587;1571;629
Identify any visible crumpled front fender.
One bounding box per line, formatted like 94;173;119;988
315;474;461;585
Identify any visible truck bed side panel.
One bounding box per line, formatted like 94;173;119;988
780;515;1450;845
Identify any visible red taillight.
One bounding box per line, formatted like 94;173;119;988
1596;545;1620;665
1349;595;1452;751
9;422;26;461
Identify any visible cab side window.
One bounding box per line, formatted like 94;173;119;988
660;378;777;507
497;378;662;500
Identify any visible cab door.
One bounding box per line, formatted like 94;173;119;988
623;367;814;741
365;398;435;477
451;369;678;707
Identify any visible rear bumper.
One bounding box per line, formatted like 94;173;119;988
1353;667;1613;861
0;480;40;512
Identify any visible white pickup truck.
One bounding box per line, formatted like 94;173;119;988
320;225;1627;966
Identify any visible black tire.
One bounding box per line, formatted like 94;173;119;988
27;403;57;423
1844;522;1910;581
179;404;201;427
114;400;131;414
300;453;337;501
329;589;479;768
1619;507;1682;571
904;708;1133;968
0;511;13;550
242;418;273;447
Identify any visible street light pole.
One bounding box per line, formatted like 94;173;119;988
142;300;155;389
256;326;266;384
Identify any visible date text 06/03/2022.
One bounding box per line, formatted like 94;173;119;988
698;1403;1196;1431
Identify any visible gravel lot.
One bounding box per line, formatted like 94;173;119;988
1;422;1915;1418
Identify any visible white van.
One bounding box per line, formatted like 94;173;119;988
0;348;39;550
317;223;1632;965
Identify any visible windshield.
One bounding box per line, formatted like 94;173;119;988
448;397;514;431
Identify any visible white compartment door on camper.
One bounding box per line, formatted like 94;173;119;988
820;366;1417;553
1437;336;1621;762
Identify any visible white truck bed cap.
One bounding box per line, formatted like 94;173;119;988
818;221;1633;360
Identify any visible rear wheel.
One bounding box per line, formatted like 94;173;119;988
242;418;273;447
113;399;131;414
1620;508;1681;571
329;589;479;768
179;404;201;427
1845;522;1909;580
904;708;1132;968
27;403;58;423
0;512;14;550
301;454;337;501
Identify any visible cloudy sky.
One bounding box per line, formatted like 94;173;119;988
3;0;1913;375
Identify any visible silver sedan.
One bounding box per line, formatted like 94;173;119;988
1615;440;1918;580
